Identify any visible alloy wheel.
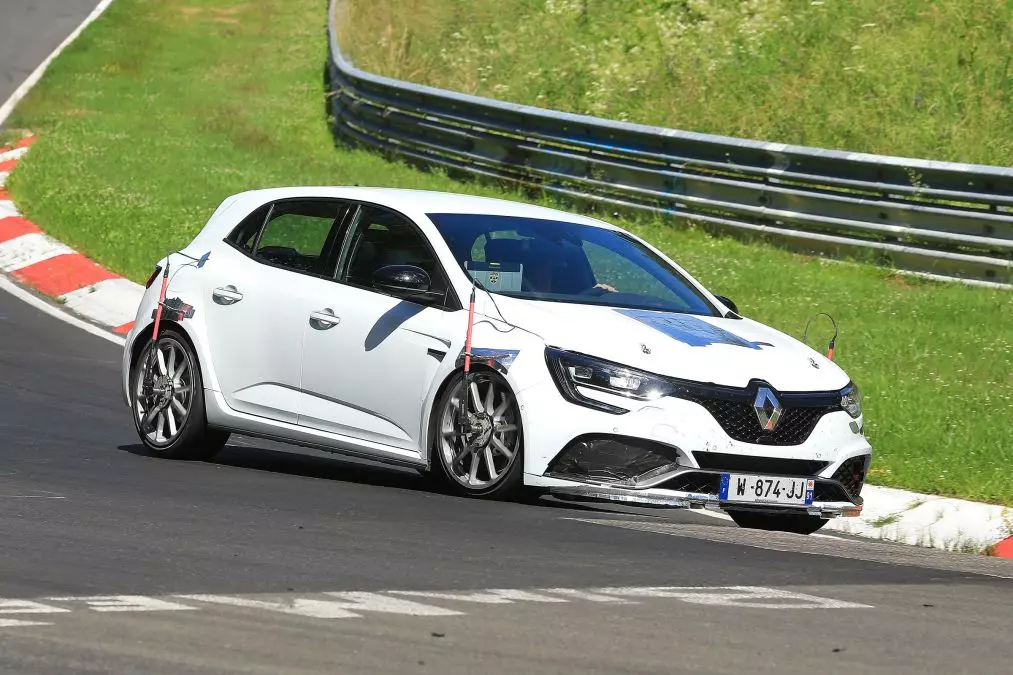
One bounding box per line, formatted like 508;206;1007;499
134;335;195;447
438;372;521;490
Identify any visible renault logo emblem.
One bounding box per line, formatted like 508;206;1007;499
753;386;783;431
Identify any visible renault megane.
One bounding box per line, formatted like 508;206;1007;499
121;187;871;534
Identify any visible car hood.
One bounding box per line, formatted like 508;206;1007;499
483;297;850;392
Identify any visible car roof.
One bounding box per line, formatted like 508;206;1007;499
218;186;619;230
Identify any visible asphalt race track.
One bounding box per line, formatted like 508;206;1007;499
2;3;1012;674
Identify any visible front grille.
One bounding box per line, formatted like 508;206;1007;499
694;452;828;476
661;471;721;495
832;455;869;499
686;396;837;446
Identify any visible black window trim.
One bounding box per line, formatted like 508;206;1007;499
223;196;462;311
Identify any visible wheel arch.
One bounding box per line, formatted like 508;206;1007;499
129;320;210;394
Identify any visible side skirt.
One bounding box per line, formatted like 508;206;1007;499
204;389;426;469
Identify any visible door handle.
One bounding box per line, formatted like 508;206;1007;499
212;286;243;305
309;308;340;330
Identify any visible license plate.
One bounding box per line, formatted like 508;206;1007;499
719;474;814;505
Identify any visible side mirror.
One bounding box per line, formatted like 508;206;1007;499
372;264;439;300
714;294;739;315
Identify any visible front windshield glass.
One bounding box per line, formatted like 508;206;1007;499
428;213;717;315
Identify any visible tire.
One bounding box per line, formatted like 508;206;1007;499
431;370;524;500
130;326;229;460
728;510;828;535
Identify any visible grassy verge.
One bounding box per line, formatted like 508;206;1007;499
340;0;1013;166
6;0;1013;504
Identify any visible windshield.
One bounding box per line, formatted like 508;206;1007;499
428;213;717;315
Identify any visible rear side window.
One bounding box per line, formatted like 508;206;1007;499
227;205;271;254
225;199;352;277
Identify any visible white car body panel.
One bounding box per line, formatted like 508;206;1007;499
297;278;462;449
122;187;872;517
201;243;311;424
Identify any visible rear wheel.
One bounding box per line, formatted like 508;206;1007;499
432;370;523;499
728;510;828;535
131;326;229;460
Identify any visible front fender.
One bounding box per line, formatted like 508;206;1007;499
417;313;549;470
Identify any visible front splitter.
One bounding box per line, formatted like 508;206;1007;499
549;484;863;518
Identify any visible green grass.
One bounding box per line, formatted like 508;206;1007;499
6;0;1013;504
341;0;1013;166
870;513;901;529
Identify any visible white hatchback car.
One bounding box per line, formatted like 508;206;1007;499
121;187;871;534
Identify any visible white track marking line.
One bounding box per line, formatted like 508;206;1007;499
175;593;462;619
0;599;69;627
0;599;71;615
0;619;53;628
0;275;125;346
321;592;465;616
391;589;570;604
537;588;634;603
47;596;197;612
591;585;871;609
0;585;872;631
0;0;118;128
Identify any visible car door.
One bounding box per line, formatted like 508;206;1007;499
203;198;353;424
298;203;464;452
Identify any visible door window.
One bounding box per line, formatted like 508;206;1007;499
250;200;351;276
339;206;449;302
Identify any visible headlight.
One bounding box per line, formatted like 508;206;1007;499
545;347;675;414
840;382;862;418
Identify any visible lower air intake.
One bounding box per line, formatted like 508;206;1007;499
832;455;869;499
546;435;681;484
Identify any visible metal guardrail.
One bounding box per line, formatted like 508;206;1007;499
326;0;1013;286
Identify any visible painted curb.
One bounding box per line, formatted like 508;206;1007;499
0;138;143;334
825;484;1011;554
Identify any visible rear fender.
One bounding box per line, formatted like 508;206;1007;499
126;253;221;395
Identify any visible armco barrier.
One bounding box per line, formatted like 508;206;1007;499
326;0;1012;286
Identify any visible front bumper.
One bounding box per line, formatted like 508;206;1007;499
546;468;863;519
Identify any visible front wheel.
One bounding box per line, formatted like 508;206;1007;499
728;510;828;535
131;327;229;460
432;370;524;499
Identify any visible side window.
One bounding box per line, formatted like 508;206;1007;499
340;206;447;299
226;204;271;254
250;200;350;276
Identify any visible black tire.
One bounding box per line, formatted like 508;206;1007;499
728;510;829;535
430;370;524;500
130;326;229;460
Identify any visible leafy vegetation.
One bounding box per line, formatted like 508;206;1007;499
341;0;1013;166
5;0;1013;503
